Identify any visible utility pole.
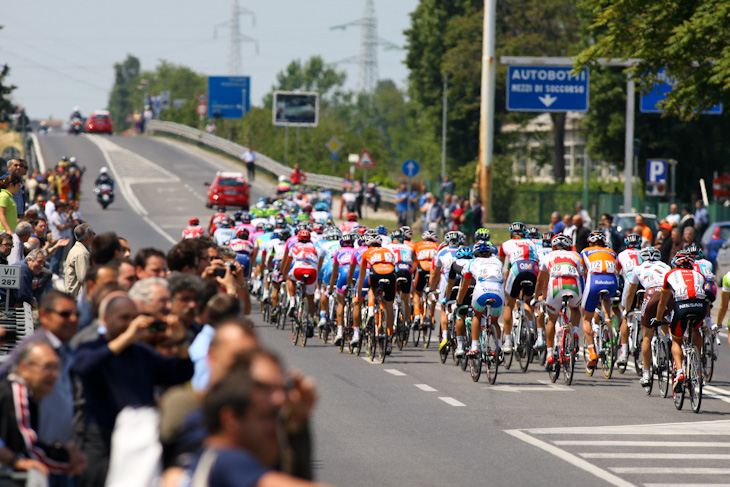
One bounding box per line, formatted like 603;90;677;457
215;0;258;75
478;0;497;222
442;75;448;182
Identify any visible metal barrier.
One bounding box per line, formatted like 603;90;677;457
145;120;396;204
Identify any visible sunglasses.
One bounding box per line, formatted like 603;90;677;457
51;309;80;318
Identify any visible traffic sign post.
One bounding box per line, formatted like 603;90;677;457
506;66;589;112
207;76;251;119
402;160;420;224
0;265;20;313
640;68;723;114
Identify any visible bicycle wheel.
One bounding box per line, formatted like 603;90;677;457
503;329;514;370
633;325;643;376
299;298;309;347
702;330;714;383
439;331;449;364
469;350;482;382
460;343;469;371
486;324;500;385
673;367;685;410
548;347;560;384
367;325;376;362
601;324;614;379
395;308;405;351
518;322;532;373
290;312;298;346
377;308;388;364
263;298;270;322
564;329;576;386
422;311;433;349
657;338;670;398
412;317;421;347
583;337;594;376
689;348;703;413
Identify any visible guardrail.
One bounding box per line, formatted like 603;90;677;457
145;120;396;204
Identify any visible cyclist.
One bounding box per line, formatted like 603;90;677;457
264;228;290;322
580;231;619;368
251;223;274;295
182;217;207;240
213;218;237;246
533;231;554;349
474;228;491;243
311;202;332;224
346;233;372;351
412;231;439;331
341;213;359;234
282;228;320;337
498;222;539;353
228;228;254;314
431;231;465;352
527;226;541;246
329;232;358;347
387;229;414;328
685;243;717;329
623;247;671;387
536;234;584;371
442;246;475;357
457;241;504;356
355;235;398;354
654;251;707;391
400;226;416;251
316;227;341;329
208;206;227;234
376;225;391;247
615;233;643;366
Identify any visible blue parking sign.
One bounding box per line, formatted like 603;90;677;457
646;159;667;184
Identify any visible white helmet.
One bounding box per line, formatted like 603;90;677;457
278;175;286;183
100;167;108;174
73;106;80;112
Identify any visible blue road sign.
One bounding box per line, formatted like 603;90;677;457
208;76;251;119
646;159;667;184
506;66;589;112
640;68;722;114
402;159;420;178
329;153;340;160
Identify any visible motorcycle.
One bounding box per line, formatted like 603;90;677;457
70;117;83;135
366;182;381;212
342;191;357;214
94;183;114;209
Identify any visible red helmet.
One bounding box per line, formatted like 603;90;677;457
354;225;367;236
296;229;311;242
347;213;358;222
236;228;250;240
189;217;199;225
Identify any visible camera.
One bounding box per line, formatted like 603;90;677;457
148;319;167;333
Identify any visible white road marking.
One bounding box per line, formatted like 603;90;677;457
705;385;730;396
645;484;730;487
414;384;437;392
555;440;730;448
527;420;730;436
361;357;376;364
384;369;406;376
491;381;572;393
505;430;636;487
612;467;730;475
438;397;465;407
581;452;730;460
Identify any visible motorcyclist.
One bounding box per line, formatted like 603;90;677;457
95;167;114;188
70;106;82;120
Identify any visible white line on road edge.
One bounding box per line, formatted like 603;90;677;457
415;384;437;392
30;133;45;172
555;440;730;447
581;452;730;460
705;385;730;396
504;430;636;487
611;467;730;475
361;357;376;364
438;397;466;407
644;484;730;487
384;369;406;376
83;135;176;245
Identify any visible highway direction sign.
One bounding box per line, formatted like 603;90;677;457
357;149;376;169
402;159;420;178
640;68;722;114
506;66;589;112
207;76;251;119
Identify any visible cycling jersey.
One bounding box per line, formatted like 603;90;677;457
464;256;504;316
693;258;717;301
209;212;227;232
363;247;396;275
317;240;340;283
310;210;331;224
413;241;439;271
254;233;272;264
722;271;730;293
182;225;206;240
213;227;237;246
580;246;618;312
352;247;370;298
387;243;413;271
500;238;539;298
288;241;319;294
229;238;253;277
539;250;583;312
499;238;540;267
581;247;618;275
627;261;671;290
341;221;358;234
433;246;459;300
265;238;286;264
334;247;357;295
617;248;642;307
663;268;707;338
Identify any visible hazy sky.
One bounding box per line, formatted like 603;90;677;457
2;0;419;120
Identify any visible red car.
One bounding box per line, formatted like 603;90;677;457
85;110;113;134
206;171;250;210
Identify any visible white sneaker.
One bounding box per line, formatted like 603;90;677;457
503;336;514;353
455;347;465;358
535;335;546;349
617;349;628;365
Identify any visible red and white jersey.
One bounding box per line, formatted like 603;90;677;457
539;250;584;279
182;225;206;240
662;268;706;301
387;242;413;265
229;238;253;255
284;235;299;253
499;238;539;266
289;242;319;267
341;221;358;234
617;248;642;280
628;261;671;290
209;212;227;233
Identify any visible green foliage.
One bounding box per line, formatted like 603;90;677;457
262;56;347;109
577;0;730;120
107;55;141;131
0;63;17;123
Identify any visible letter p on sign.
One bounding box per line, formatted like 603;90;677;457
647;159;667;184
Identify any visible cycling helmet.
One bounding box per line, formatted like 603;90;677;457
527;226;540;239
296;229;311;243
346;213;358;222
456;246;473;260
376;225;388;236
300;202;313;213
279;228;292;241
639;247;661;262
189;217;199;225
354;225;367;236
684;243;703;260
400;226;413;240
239;213;251;224
296;213;309;222
671;251;695;269
624;233;641;249
541;232;554;248
255;223;264;232
474;228;491;242
422;231;438;242
365;228;378;237
100;166;108;174
263;223;275;233
219;217;232;228
232;210;243;222
587;231;606;246
473;241;494;256
236;228;250;240
340;233;356;247
365;235;382;247
314;202;328;211
326;228;342;241
312;223;324;234
391;229;404;241
444;231;465;246
551;234;572;250
275;215;286;227
509;222;526;237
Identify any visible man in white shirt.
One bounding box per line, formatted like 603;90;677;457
48;201;73;275
665;203;680;227
242;148;256;182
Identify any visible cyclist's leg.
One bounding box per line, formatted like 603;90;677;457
669;307;685;371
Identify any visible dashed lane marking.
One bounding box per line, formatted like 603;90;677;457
384;369;406;376
415;384;437;392
438;397;465;407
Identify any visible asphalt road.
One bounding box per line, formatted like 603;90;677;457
37;133;730;487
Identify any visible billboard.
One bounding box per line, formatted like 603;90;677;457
272;91;319;127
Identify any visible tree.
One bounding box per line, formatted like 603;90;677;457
263;56;347;108
577;0;730;120
0;64;17;123
107;55;141;130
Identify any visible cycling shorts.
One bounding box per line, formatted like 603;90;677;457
289;263;318;295
457;286;474;315
504;269;537;299
581;273;619;312
235;253;251;279
319;262;333;284
705;281;717;303
545;276;581;313
335;267;368;298
640;287;674;329
472;281;504;318
395;267;412;294
670;298;707;339
438;276;460;302
369;271;396;302
414;267;429;292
